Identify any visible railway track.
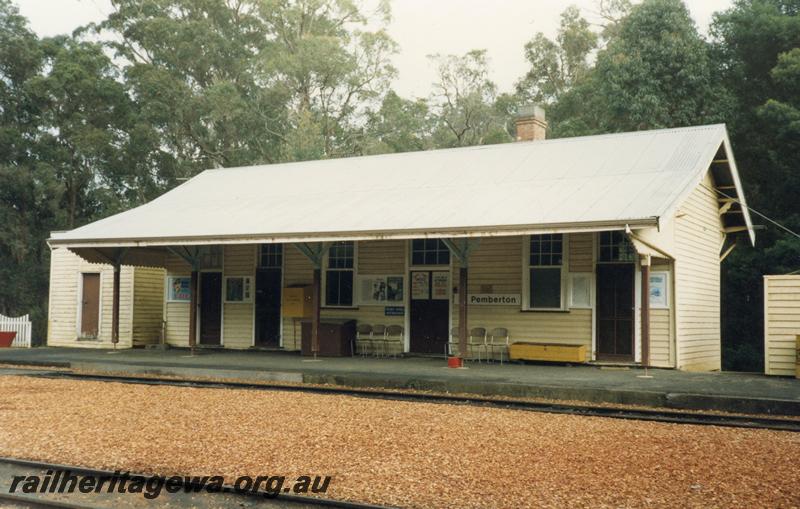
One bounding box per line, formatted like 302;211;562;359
0;457;393;509
0;491;98;509
28;370;800;432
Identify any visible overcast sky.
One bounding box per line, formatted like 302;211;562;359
15;0;733;98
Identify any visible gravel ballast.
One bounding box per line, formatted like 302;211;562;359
0;376;797;508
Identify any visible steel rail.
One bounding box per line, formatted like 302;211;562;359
0;457;394;509
0;491;102;509
28;371;800;432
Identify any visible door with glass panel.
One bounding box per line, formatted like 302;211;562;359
409;240;450;354
596;231;636;361
256;244;283;347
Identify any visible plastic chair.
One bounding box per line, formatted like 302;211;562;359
488;327;510;364
371;324;387;357
384;325;404;358
468;327;488;362
356;323;373;357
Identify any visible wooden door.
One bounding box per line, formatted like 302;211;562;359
409;270;449;354
80;273;101;338
597;264;634;360
199;272;222;346
255;268;282;347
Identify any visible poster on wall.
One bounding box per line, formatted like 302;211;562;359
168;277;191;302
431;272;450;300
649;272;668;308
358;275;404;305
386;276;404;302
569;273;592;309
411;272;429;300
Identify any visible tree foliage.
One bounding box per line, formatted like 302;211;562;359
427;50;510;147
551;0;731;136
710;0;800;371
515;6;597;105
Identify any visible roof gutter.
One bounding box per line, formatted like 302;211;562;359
48;217;660;249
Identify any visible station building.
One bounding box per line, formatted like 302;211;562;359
47;108;754;371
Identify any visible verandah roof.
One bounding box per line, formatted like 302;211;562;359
48;124;754;249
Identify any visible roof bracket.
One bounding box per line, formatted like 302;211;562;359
442;238;480;268
168;246;201;270
293;242;331;269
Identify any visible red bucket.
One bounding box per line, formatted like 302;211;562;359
447;356;463;368
0;332;17;348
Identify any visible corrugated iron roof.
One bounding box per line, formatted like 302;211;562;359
49;123;754;247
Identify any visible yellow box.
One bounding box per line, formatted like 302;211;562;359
509;342;587;363
282;286;313;318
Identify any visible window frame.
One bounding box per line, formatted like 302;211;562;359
522;234;569;311
223;276;253;304
258;244;283;269
597;231;637;264
410;239;451;267
322;241;358;308
198;245;223;270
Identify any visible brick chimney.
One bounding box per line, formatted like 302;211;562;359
515;105;547;142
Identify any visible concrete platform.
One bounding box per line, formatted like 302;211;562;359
1;347;798;415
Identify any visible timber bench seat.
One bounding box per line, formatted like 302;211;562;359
509;342;587;363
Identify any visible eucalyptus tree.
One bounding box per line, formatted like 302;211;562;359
515;6;598;105
95;0;288;174
550;0;730;136
711;0;800;370
0;0;51;324
0;1;143;335
258;0;398;160
362;91;433;154
427;50;510;147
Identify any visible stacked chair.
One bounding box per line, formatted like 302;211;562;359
487;327;510;364
356;323;374;356
448;326;510;364
356;323;404;358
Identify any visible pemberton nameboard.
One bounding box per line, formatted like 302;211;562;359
468;294;521;306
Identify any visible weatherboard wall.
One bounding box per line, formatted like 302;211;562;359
47;247;167;348
157;234;678;367
764;275;800;376
673;172;724;371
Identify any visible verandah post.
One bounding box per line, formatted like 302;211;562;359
112;265;120;348
458;266;468;363
442;238;479;365
110;247;127;350
641;255;651;368
292;242;329;359
189;270;198;354
312;266;321;357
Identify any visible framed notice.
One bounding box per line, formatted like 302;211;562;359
358;275;404;305
649;272;669;308
224;276;253;303
411;272;429;300
569;273;593;309
431;272;450;300
167;276;191;302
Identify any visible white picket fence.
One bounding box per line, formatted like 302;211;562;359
0;313;32;348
